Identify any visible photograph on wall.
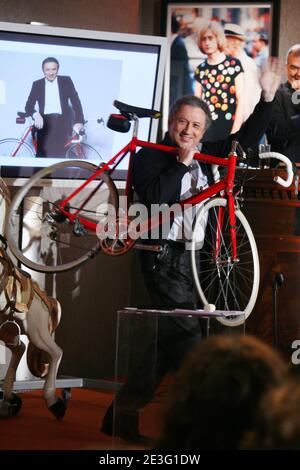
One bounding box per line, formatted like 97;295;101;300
163;1;276;140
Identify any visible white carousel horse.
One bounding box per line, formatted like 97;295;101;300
0;177;66;419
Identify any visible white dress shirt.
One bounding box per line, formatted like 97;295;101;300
168;149;209;248
44;78;62;115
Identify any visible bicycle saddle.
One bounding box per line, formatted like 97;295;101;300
113;100;161;119
16;111;30;124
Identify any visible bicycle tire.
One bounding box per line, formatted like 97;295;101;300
65;142;103;162
6;160;118;273
191;197;260;327
0;138;35;158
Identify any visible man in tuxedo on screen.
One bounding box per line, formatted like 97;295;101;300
25;57;84;158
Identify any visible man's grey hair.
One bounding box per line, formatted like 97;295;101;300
286;44;300;63
169;95;212;132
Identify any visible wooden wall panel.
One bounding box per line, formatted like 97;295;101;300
243;169;300;359
0;0;140;33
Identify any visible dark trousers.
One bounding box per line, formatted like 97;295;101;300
37;114;69;158
108;243;202;425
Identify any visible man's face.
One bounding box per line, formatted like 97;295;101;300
253;37;261;53
225;36;242;57
287;53;300;84
43;61;59;82
169;105;207;149
200;29;219;56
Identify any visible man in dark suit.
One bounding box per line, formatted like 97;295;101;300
170;15;194;106
101;59;282;445
25;57;84;158
267;44;300;163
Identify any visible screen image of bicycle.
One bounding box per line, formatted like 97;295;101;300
0;22;167;179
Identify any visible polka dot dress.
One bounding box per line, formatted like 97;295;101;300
195;56;243;141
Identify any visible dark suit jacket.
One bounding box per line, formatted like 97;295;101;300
266;81;300;162
25;75;84;132
170;35;193;105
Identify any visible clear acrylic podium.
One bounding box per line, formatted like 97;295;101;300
111;307;245;444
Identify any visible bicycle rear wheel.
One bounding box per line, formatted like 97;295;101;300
0;138;35;158
191;197;260;327
6;160;118;273
65;143;102;162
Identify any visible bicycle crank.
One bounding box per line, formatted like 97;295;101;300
99;217;135;255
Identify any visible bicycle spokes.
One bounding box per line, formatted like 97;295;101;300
7;161;118;272
191;198;259;327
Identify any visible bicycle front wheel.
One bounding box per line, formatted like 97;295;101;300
6;160;118;273
191;197;260;327
0;138;35;158
65;143;103;162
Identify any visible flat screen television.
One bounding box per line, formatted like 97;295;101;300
0;21;167;179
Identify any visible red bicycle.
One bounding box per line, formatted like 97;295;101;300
0;112;103;160
6;100;293;326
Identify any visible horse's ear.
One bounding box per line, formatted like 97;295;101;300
0;234;8;250
0;177;11;203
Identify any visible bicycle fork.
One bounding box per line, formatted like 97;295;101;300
215;152;238;263
213;193;238;311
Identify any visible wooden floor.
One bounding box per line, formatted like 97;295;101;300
0;386;166;450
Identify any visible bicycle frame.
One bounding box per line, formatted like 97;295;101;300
10;124;37;156
12;115;100;159
57;135;239;260
5;104;291;317
64;119;105;150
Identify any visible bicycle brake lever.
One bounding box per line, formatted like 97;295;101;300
237;143;246;159
231;140;238;153
231;140;246;159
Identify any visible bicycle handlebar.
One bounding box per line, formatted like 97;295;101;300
16;111;31;124
259;152;294;187
71;132;84;143
17;111;30;119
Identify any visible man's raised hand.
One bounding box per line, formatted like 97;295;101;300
260;57;283;102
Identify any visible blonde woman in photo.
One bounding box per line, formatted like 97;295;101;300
195;21;244;141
